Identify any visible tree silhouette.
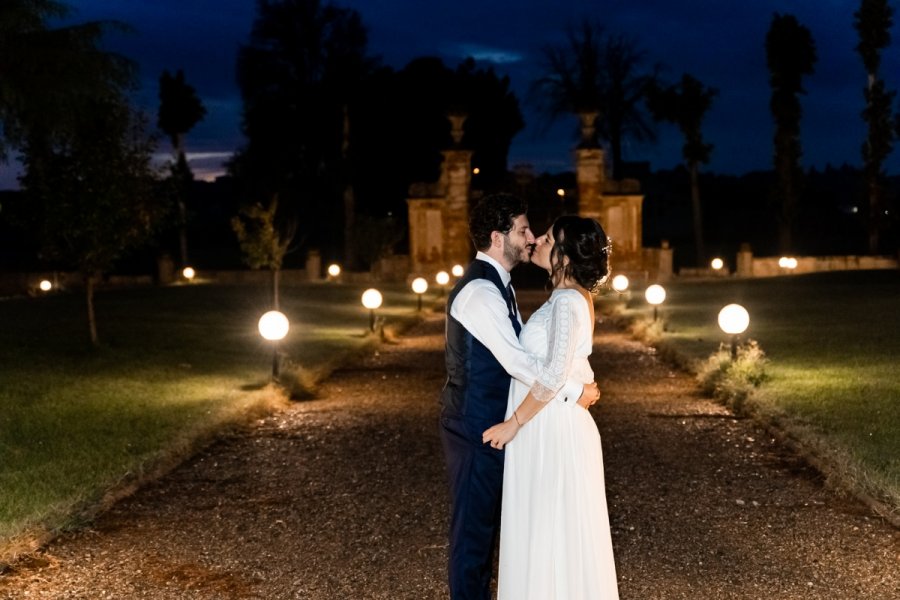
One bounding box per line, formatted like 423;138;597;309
158;69;206;267
854;0;895;254
231;0;374;267
531;20;656;179
766;13;817;254
647;74;717;265
0;1;133;179
20;98;161;346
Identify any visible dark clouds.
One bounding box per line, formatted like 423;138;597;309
4;0;897;188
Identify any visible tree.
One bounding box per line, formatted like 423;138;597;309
531;20;657;179
766;13;817;254
158;69;206;267
854;0;895;254
20;98;163;346
647;73;717;265
0;1;133;176
231;195;297;310
230;0;374;267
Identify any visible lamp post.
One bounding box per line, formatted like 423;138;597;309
361;288;383;332
612;274;629;298
182;266;196;282
258;310;289;380
435;271;450;297
718;303;750;360
711;258;724;271
411;277;428;311
327;263;341;281
645;284;666;321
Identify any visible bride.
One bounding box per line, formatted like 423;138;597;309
482;215;619;599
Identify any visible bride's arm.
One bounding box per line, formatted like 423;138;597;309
483;294;595;449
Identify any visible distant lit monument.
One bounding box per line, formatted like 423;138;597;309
406;111;671;281
573;111;651;276
407;113;473;276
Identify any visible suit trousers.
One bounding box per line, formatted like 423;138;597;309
440;415;504;600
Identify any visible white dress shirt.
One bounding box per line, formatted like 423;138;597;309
450;252;583;401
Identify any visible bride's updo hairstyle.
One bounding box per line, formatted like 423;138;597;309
549;215;611;293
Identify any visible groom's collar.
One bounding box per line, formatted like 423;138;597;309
475;251;511;287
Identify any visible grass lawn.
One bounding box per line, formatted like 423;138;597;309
604;270;900;512
0;281;426;557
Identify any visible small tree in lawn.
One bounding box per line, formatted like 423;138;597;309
232;195;297;311
21;97;163;346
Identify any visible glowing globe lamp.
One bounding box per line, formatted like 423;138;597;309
411;277;428;311
362;288;383;331
718;303;750;359
645;284;666;321
436;271;450;286
258;310;289;341
612;274;629;293
452;264;464;277
258;310;290;379
182;266;196;281
327;263;341;278
39;280;52;292
711;258;724;270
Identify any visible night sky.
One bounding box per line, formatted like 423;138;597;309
4;0;900;188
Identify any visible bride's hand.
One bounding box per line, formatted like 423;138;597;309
482;419;520;450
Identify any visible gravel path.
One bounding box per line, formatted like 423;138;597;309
1;294;897;599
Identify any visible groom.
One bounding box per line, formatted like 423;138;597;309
440;193;595;599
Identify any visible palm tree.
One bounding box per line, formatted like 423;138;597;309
766;13;817;254
647;74;717;265
854;0;895;254
158;69;206;266
531;20;656;179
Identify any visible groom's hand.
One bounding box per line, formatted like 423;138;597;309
577;381;601;409
482;419;520;450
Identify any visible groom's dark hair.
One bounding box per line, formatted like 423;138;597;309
469;193;528;251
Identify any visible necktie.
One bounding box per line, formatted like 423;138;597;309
506;283;518;319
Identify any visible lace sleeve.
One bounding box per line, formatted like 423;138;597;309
530;293;578;402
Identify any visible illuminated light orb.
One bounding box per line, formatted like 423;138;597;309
612;274;629;293
645;284;666;306
39;280;52;292
182;267;196;280
778;257;789;268
411;277;428;294
436;271;450;286
361;288;383;309
258;310;289;341
556;188;565;198
472;167;480;175
718;304;750;335
711;258;724;270
786;257;798;269
327;264;341;277
451;264;464;277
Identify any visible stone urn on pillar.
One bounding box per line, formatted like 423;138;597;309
448;112;467;147
577;110;600;148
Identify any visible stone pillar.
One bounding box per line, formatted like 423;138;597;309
440;114;473;269
658;240;673;281
575;147;605;219
736;243;753;277
306;249;321;281
407;198;445;276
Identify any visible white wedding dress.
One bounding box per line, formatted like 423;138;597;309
498;288;619;600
